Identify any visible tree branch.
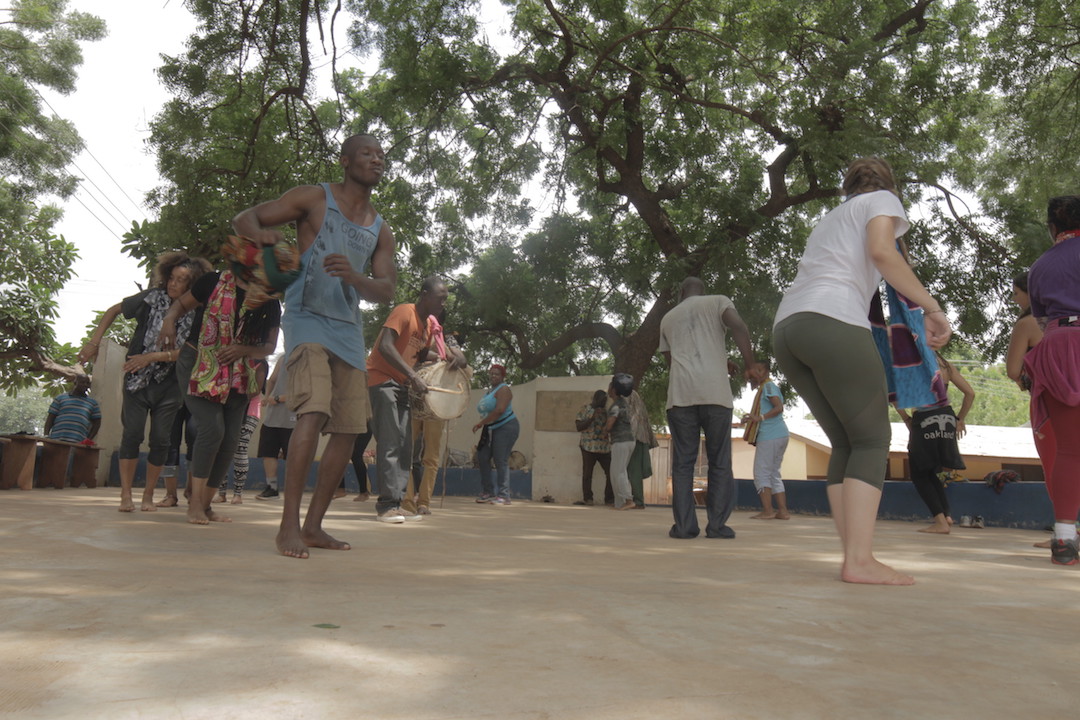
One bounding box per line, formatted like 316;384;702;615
873;0;934;41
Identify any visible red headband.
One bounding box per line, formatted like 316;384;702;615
490;364;506;373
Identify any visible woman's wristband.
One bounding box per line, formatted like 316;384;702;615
925;308;945;315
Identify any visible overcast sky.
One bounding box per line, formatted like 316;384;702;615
44;0;198;347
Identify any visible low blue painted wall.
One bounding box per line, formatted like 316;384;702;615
734;478;1054;530
110;452;1049;529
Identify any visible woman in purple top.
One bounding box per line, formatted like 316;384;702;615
1023;195;1080;566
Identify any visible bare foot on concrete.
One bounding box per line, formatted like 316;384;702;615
211;494;226;504
751;512;776;520
1034;538;1052;548
276;528;310;559
155;495;178;508
140;501;157;512
230;495;242;505
187;506;210;525
302;528;351;551
775;511;791;520
919;521;950;534
205;508;232;523
353;492;370;502
119;496;135;513
841;559;915;586
333;488;347;500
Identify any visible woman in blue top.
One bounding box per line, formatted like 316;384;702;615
472;364;520;505
743;362;790;520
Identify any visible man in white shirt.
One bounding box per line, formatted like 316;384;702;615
659;277;755;539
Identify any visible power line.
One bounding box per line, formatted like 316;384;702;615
21;88;148;224
69;192;125;242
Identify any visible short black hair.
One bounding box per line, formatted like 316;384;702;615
341;133;379;157
420;275;446;295
1047;195;1080;234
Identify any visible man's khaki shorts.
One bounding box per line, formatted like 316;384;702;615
285;343;370;434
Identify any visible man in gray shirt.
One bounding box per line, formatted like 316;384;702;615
659;277;755;539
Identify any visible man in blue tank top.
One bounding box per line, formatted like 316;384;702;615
232;134;397;559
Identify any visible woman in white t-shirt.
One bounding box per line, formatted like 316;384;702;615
772;157;951;586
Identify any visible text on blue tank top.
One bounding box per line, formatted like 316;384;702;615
296;183;381;323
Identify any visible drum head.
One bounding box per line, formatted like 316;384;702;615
411;361;472;420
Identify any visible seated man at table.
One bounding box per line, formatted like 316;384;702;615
44;375;102;443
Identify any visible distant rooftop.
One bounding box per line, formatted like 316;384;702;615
784;419;1040;462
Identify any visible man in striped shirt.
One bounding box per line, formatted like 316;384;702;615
45;376;102;443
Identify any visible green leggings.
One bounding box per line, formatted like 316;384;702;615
773;312;890;489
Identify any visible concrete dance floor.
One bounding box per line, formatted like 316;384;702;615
0;488;1075;719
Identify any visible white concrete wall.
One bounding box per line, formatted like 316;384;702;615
88;338;128;485
441;374;617;503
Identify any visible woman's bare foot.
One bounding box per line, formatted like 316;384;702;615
333;488;347;499
211;494;226;504
276;528;309;558
1034;538;1052;548
230;495;243;505
119;496;135;513
140;501;157;512
187;506;210;525
302;528;351;551
841;559;915;586
775;511;791;520
205;508;232;523
751;512;776;520
919;517;951;534
155;495;178;508
353;492;370;502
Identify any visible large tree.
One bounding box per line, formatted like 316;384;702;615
132;0;357;266
0;0;105;392
340;0;1001;384
135;0;1080;404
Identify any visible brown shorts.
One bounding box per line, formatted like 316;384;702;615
285;343;371;434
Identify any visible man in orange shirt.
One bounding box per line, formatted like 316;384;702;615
367;277;460;522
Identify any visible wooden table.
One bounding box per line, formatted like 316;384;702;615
1;436;101;490
1;434;39;490
70;443;101;488
38;438;102;488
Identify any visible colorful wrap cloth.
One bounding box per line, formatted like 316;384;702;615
870;284;948;409
189;271;262;403
221;235;301;310
1022;319;1080;432
125;288;194;392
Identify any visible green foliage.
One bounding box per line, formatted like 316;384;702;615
127;0;1077;420
338;0;994;389
979;0;1080;216
136;0;349;266
0;0;104;391
0;385;53;434
1;0;105;200
949;361;1031;428
0;181;82;393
